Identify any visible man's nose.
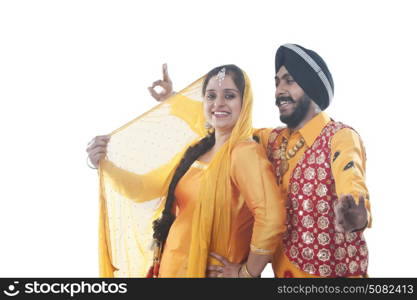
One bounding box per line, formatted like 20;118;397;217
275;83;287;98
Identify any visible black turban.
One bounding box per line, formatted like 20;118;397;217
275;44;334;110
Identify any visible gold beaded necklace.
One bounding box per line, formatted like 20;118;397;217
278;136;305;178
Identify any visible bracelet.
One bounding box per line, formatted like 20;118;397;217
239;263;256;278
86;156;98;170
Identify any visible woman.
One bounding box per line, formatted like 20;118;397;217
88;65;286;277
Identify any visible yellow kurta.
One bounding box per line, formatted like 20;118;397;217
158;141;287;277
256;112;371;278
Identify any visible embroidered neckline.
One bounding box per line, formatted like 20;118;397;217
191;161;208;170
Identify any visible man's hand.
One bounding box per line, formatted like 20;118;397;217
147;63;174;102
334;194;368;233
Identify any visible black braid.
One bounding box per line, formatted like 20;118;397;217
153;132;215;243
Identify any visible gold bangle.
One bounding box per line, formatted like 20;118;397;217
239;263;256;278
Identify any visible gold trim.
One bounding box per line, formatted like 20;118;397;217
250;244;274;255
191;161;208;170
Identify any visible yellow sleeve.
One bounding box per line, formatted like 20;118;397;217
100;156;177;203
252;128;273;151
231;141;287;254
330;128;372;227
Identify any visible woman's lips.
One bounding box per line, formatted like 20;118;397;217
212;111;231;118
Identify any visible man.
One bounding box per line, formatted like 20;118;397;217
206;45;370;278
87;46;371;278
259;44;371;277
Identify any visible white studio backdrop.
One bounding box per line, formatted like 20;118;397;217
0;0;416;277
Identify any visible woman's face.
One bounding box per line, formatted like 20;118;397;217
204;74;242;134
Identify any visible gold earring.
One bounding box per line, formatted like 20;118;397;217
205;121;214;134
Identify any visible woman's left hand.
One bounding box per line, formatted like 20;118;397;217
207;252;242;278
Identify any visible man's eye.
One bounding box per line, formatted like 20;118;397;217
287;79;294;84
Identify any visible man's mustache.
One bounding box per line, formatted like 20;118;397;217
275;96;295;107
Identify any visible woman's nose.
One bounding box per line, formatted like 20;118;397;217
214;96;226;107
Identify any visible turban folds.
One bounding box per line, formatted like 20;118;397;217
275;44;334;110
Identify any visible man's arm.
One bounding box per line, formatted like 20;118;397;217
331;128;371;232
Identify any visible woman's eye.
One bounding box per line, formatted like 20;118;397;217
206;94;216;100
225;94;236;100
287;79;294;84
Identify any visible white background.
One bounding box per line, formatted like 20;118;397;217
1;0;416;277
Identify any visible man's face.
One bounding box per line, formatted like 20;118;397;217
275;65;311;128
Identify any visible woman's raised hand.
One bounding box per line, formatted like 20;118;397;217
148;63;174;102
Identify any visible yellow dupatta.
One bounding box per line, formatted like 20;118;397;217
98;77;207;277
186;71;254;277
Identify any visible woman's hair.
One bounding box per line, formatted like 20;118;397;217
202;64;245;97
152;64;246;243
152;132;215;242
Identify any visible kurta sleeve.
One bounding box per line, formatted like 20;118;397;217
231;141;286;254
253;128;273;151
330;128;372;227
100;149;184;203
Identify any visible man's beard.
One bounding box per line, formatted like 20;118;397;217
277;94;311;129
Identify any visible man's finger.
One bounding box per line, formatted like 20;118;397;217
334;199;344;217
333;194;345;209
209;252;229;266
335;222;345;233
345;194;356;209
358;196;365;208
333;199;340;210
341;196;351;210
